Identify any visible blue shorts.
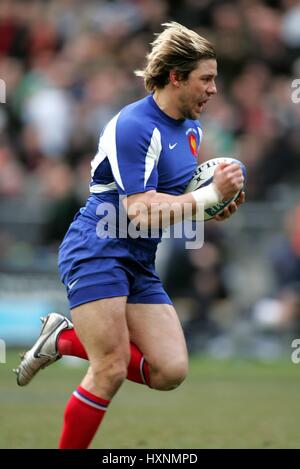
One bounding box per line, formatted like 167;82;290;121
58;218;172;309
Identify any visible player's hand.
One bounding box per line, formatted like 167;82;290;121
214;191;245;221
213;163;244;201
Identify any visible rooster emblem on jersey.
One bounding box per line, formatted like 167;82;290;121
187;132;198;157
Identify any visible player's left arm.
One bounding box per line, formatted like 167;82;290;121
214;191;245;221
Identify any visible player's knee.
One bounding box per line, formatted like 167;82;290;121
153;360;188;391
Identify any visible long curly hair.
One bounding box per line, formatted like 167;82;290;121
135;22;216;93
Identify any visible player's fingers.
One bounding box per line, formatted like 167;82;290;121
236;191;245;205
218;162;231;170
227;171;244;183
223;169;244;185
224;176;243;194
228;202;237;214
214;207;230;221
235;177;245;188
214;163;231;177
223;163;242;175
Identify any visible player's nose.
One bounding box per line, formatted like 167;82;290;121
208;80;217;95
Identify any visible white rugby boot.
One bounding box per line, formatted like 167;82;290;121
13;312;73;386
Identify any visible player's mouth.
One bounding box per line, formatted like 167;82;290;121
196;99;209;112
200;98;209;106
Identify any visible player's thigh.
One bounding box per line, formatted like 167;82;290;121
71;296;130;363
126;303;188;373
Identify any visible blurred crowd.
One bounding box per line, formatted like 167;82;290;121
1;0;300;351
1;0;300;202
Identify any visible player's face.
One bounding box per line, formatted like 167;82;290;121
178;59;217;120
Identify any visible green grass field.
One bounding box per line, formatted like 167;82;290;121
0;350;300;448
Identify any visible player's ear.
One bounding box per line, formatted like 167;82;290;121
169;69;181;87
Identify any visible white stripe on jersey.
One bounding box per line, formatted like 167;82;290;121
91;147;106;178
197;127;203;146
94;112;125;191
90;181;117;193
144;127;162;189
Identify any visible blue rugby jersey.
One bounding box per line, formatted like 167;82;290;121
79;94;202;240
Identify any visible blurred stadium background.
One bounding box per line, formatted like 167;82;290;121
1;0;300;448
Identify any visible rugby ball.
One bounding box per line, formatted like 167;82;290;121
185;157;246;220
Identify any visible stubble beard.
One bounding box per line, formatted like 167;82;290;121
178;94;199;120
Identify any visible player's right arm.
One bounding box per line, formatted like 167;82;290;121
123;163;244;228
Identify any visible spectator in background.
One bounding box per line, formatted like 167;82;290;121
0;142;24;196
252;204;300;336
271;205;300;290
164;222;229;351
41;161;81;248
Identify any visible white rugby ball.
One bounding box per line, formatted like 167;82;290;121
185;157;246;221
